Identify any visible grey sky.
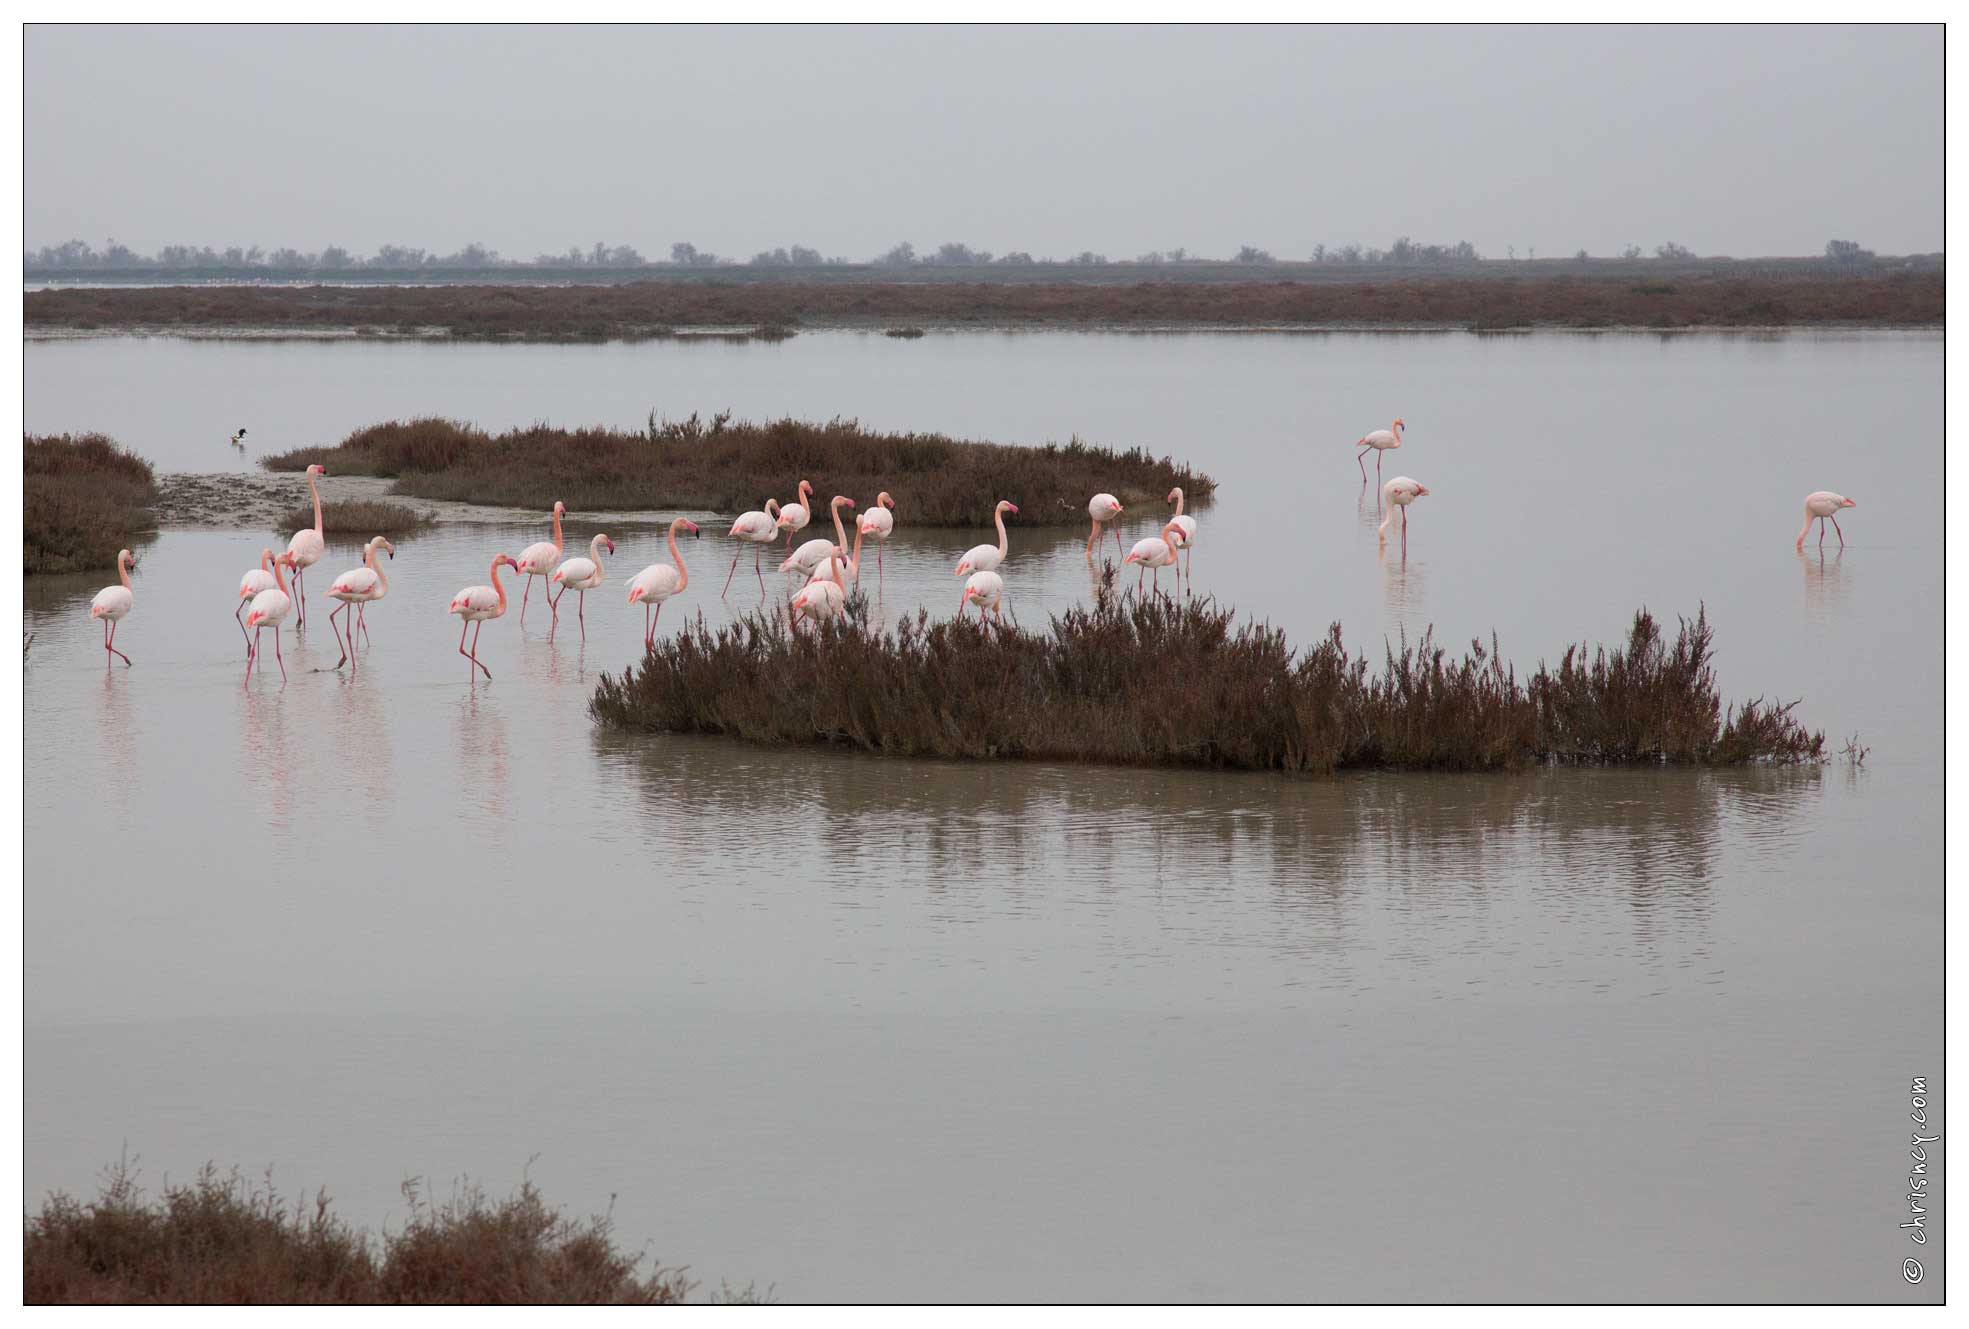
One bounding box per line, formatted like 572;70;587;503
26;23;1942;260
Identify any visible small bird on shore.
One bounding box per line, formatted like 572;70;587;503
229;428;247;448
1795;492;1857;550
1355;418;1404;484
1378;476;1430;555
89;549;137;666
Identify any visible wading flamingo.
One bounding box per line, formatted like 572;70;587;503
1085;493;1124;563
961;569;1005;625
449;553;520;680
776;480;815;551
515;500;566;627
954;500;1018;578
549;533;614;641
1165;487;1197;586
1378;476;1430;555
781;496;856;578
723;498;782;595
789;547;848;627
244;551;299;683
324;536;395;671
90;549;136;666
627;518;702;649
234;549;278;655
1123;522;1182;598
853;491;897;585
1796;492;1858;550
284;464;328;626
1356;418;1404;484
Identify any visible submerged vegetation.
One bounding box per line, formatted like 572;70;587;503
25;1159;703;1305
263;416;1211;527
24;272;1944;338
274;497;435;536
24;432;158;574
591;582;1823;772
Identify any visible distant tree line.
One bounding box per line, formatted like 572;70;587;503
25;236;1894;272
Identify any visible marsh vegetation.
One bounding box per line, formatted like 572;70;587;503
24;432;158;574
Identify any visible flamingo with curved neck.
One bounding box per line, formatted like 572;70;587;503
90;549;137;666
852;491;897;586
1165;487;1197;588
724;497;783;595
549;533;614;642
628;518;702;649
244;551;298;683
449;554;519;680
776;480;815;551
516;501;567;626
1795;491;1857;550
1355;418;1404;484
1378;476;1430;555
234;548;278;655
324;536;395;671
954;500;1018;577
1122;522;1182;597
284;464;327;627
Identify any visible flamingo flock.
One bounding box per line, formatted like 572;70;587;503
77;423;1857;678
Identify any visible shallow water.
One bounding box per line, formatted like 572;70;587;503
25;332;1942;1301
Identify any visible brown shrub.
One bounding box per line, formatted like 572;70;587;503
273;498;434;535
591;580;1823;773
264;416;1211;528
24;432;157;574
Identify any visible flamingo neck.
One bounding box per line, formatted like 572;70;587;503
668;522;690;591
994;506;1008;555
589;534;608;563
550;507;564;552
260;549;273;574
307;472;323;536
849;521;865;572
1086;516;1100;555
371;548;390;598
1797;510;1816;544
832;499;853;552
272;558;291;595
490;559;508;608
1171;489;1185;518
765;498;781;519
119;553;133;588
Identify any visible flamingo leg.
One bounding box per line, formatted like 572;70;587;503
293;568;305;626
643;602;652;650
1183;545;1192;593
272;627;286;683
458;619;476;672
1137;566;1145;595
1086;520;1099;563
577;588;587;641
245;627;256;683
546;584;562;641
651;602;663;648
358;603;370;646
722;551;742;596
878;543;885;585
328;603;349;670
756;548;767;593
1832;515;1846;549
470;620;491;680
1818;517;1826;548
1357;447;1370;481
1378;452;1385;485
106;618;131;667
235;600;252;654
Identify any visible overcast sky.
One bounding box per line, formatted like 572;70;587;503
25;24;1943;260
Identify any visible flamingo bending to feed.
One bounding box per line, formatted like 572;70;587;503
776;480;815;551
1165;487;1197;584
234;549;279;655
961;569;1005;625
723;498;782;595
324;536;395;671
1123;522;1182;597
284;464;328;626
853;491;897;585
90;549;137;666
449;553;519;680
244;551;299;683
628;518;702;649
782;496;856;578
515;500;567;627
549;534;614;641
1796;492;1857;549
954;500;1018;578
789;548;848;627
1085;493;1124;563
1356;418;1404;484
1378;476;1430;555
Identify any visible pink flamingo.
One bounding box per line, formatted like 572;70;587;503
789;546;848;628
324;536;394;671
284;464;327;627
782;496;856;579
723;497;782;595
954;500;1018;578
548;533;614;642
1356;418;1404;484
515;500;566;626
627;518;701;649
1123;522;1182;598
1165;487;1197;587
89;548;136;667
854;491;897;585
234;548;278;656
1378;476;1430;555
776;480;815;551
1796;492;1857;549
1085;493;1124;563
449;553;519;680
961;569;1005;625
244;550;299;683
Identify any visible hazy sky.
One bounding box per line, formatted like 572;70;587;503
26;24;1943;260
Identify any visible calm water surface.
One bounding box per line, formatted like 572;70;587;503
25;332;1941;1301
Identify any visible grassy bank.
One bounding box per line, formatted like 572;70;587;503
264;416;1211;527
274;497;435;535
24;433;158;574
25;272;1944;338
24;1160;737;1305
591;584;1822;772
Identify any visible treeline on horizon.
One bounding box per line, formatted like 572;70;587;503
24;235;1907;272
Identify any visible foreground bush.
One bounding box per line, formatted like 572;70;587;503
25;1161;692;1305
273;497;434;535
591;584;1822;772
264;415;1211;527
24;432;158;574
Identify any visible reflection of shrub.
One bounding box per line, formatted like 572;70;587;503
24;433;157;574
267;417;1213;528
593;585;1824;773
